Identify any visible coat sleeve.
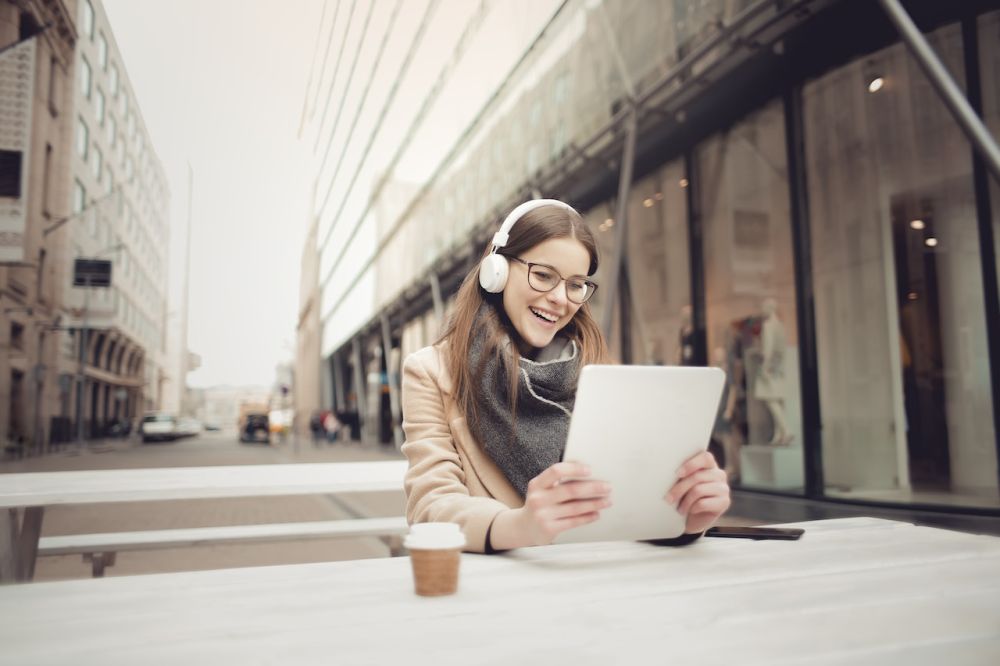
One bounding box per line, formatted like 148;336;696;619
400;351;509;553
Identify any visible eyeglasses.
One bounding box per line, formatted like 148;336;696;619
508;256;598;304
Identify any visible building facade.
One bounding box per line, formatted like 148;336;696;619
297;0;1000;527
0;0;170;454
0;0;76;454
57;0;170;440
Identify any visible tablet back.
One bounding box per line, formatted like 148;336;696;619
554;364;725;544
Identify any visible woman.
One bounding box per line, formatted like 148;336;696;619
401;199;730;552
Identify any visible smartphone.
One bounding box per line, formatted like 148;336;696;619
705;525;804;541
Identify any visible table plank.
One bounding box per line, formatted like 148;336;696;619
0;461;408;507
1;520;997;664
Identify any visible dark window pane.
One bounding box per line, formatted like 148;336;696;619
0;150;23;197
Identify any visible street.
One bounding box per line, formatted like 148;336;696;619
0;431;406;582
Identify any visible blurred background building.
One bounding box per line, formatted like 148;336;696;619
0;0;170;453
297;0;1000;527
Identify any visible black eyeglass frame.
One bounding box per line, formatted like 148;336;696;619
507;256;599;304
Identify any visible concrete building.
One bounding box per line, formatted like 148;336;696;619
294;213;321;440
296;0;1000;529
0;0;170;455
0;0;77;454
61;0;170;440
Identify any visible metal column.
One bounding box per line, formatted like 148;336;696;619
784;87;825;497
351;337;368;444
380;314;404;449
877;0;1000;184
332;351;347;414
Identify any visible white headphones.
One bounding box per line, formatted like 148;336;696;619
478;199;578;293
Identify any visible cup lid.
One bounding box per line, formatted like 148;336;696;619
404;522;466;550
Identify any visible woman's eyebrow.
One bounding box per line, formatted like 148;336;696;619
527;260;589;279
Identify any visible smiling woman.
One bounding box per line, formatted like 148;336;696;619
399;200;732;553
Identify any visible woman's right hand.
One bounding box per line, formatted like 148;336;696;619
514;462;612;546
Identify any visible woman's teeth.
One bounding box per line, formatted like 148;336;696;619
530;307;557;323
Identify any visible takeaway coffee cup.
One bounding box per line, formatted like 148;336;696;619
404;522;465;597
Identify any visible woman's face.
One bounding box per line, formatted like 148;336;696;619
502;236;591;352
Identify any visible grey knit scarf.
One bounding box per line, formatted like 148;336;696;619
467;307;580;497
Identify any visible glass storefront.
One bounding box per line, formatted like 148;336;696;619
626;159;691;367
803;23;998;507
331;2;1000;515
697;100;804;490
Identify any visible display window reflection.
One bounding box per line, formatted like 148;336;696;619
803;23;998;508
696;100;804;491
626;160;691;366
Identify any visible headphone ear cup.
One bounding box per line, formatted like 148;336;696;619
478;254;509;293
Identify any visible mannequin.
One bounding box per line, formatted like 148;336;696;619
754;298;792;446
677;305;695;366
711;346;740;480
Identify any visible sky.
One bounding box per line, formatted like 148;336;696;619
103;0;324;388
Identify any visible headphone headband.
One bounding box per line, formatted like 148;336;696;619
491;199;577;250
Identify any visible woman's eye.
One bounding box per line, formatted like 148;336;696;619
534;270;554;282
567;281;585;293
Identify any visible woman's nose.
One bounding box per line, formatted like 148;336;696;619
547;280;569;305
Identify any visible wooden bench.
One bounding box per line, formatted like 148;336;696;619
38;516;410;577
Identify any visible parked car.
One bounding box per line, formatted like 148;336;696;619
140;413;178;443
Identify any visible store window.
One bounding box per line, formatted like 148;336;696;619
697;100;803;490
627;159;691;366
803;23;997;508
579;200;620;361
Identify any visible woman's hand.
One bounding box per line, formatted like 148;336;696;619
496;462;612;548
666;451;730;534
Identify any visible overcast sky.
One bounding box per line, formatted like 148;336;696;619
103;0;323;388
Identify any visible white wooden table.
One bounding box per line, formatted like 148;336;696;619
0;461;408;581
1;518;997;665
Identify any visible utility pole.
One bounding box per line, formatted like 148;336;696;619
179;164;193;415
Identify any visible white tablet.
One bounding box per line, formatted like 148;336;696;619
554;364;726;544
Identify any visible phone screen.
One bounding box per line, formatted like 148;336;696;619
705;526;804;540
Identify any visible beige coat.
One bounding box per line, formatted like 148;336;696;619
400;344;524;553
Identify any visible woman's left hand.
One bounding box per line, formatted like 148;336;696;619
666;451;731;534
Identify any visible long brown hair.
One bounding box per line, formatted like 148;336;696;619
437;204;610;430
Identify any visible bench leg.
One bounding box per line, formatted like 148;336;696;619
17;508;44;582
82;552;117;578
0;507;45;583
383;535;406;557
